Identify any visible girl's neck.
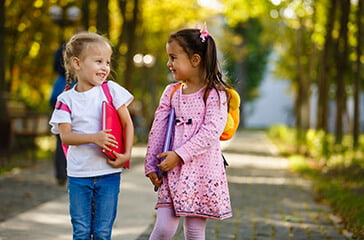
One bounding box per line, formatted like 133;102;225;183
75;81;95;92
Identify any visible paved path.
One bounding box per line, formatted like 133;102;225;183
0;131;346;240
138;131;346;240
0;146;156;240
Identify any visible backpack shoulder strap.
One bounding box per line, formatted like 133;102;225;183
55;101;71;113
170;83;182;101
101;81;114;107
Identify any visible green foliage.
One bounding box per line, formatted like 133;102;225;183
4;0;77;113
223;18;271;101
288;154;317;177
305;128;332;159
268;124;295;142
222;0;272;25
268;125;364;238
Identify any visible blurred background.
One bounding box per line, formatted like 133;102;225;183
0;0;363;169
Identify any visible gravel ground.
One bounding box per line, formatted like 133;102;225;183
0;160;67;222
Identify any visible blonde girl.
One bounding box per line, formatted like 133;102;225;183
49;32;134;240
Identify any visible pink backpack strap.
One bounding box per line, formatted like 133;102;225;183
54;100;71;157
101;81;114;107
55;100;71;113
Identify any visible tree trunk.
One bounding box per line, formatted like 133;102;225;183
0;0;7;122
96;0;110;36
295;18;310;132
295;27;302;131
236;60;245;128
294;18;311;153
117;0;128;49
82;0;90;31
113;0;139;90
317;0;337;132
0;0;11;159
334;0;350;144
0;0;5;105
353;0;363;148
307;2;318;130
122;0;139;91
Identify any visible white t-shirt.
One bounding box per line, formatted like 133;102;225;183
49;81;134;177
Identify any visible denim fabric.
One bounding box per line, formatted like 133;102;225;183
68;173;121;240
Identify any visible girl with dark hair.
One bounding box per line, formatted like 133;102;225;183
145;23;232;240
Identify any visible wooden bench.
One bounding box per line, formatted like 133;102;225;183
2;100;50;165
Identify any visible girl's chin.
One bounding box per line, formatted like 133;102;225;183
95;79;105;85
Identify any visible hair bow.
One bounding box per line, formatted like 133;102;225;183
199;22;210;42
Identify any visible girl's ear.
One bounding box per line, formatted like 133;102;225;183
71;57;81;70
191;54;201;67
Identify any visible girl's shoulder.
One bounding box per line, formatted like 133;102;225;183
205;86;228;103
57;87;74;100
105;80;132;95
105;80;121;90
166;82;182;91
207;86;226;97
105;80;134;106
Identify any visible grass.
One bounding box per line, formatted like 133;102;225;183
268;125;364;239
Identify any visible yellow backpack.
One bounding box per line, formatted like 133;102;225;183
170;84;240;141
220;88;240;141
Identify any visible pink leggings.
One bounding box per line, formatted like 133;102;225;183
149;207;207;240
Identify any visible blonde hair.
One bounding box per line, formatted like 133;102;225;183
63;32;112;90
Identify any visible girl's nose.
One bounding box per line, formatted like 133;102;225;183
102;64;110;70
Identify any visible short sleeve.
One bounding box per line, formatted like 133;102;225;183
49;96;72;134
107;81;134;110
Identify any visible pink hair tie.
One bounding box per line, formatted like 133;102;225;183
199;22;210;42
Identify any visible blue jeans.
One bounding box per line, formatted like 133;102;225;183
68;173;121;240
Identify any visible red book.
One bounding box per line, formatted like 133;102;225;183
101;100;129;168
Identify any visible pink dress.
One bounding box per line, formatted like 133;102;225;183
145;83;232;220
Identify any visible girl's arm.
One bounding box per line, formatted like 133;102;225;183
144;84;176;176
59;123;119;151
109;104;134;168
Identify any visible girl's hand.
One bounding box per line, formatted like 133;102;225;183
107;151;130;168
146;172;162;187
93;129;119;152
157;151;182;172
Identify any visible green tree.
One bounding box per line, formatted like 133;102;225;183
222;18;271;127
222;0;274;127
